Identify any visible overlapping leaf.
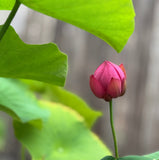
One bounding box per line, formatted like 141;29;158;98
45;85;102;128
21;80;102;128
0;78;49;125
0;0;135;52
101;156;115;160
117;152;159;160
101;153;159;160
14;101;111;160
0;25;67;86
118;156;151;160
144;151;159;159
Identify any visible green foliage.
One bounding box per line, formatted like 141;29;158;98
0;25;68;86
0;0;14;10
21;0;135;52
0;0;140;159
22;80;102;128
101;156;115;160
14;101;111;160
0;0;135;53
46;85;102;128
101;154;159;160
118;156;151;160
144;151;159;159
0;78;49;125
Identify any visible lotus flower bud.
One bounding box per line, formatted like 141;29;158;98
89;61;126;101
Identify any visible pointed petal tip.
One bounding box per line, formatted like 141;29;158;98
119;64;126;78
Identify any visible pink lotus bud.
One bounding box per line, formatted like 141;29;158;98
89;61;126;101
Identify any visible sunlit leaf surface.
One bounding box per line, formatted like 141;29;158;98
14;101;111;160
0;0;135;52
0;25;67;86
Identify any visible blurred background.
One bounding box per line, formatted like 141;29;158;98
0;0;159;159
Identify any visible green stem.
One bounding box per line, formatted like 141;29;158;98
0;0;21;41
21;145;25;160
109;100;119;159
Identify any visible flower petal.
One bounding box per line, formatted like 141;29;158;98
107;78;121;98
109;62;125;81
121;79;126;96
89;75;106;98
99;61;120;88
119;64;127;78
94;61;107;80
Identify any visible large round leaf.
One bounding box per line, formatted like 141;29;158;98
14;101;111;160
0;25;67;86
0;0;135;52
20;0;135;52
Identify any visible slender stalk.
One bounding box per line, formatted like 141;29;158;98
21;145;25;160
0;0;21;41
109;100;119;159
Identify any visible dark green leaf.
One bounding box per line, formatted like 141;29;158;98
101;156;115;160
144;151;159;159
118;155;152;160
14;101;111;160
0;25;67;86
19;0;135;52
0;78;49;125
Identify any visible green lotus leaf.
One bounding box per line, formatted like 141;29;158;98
14;101;111;160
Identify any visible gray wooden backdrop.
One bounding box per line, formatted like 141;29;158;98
0;0;159;159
